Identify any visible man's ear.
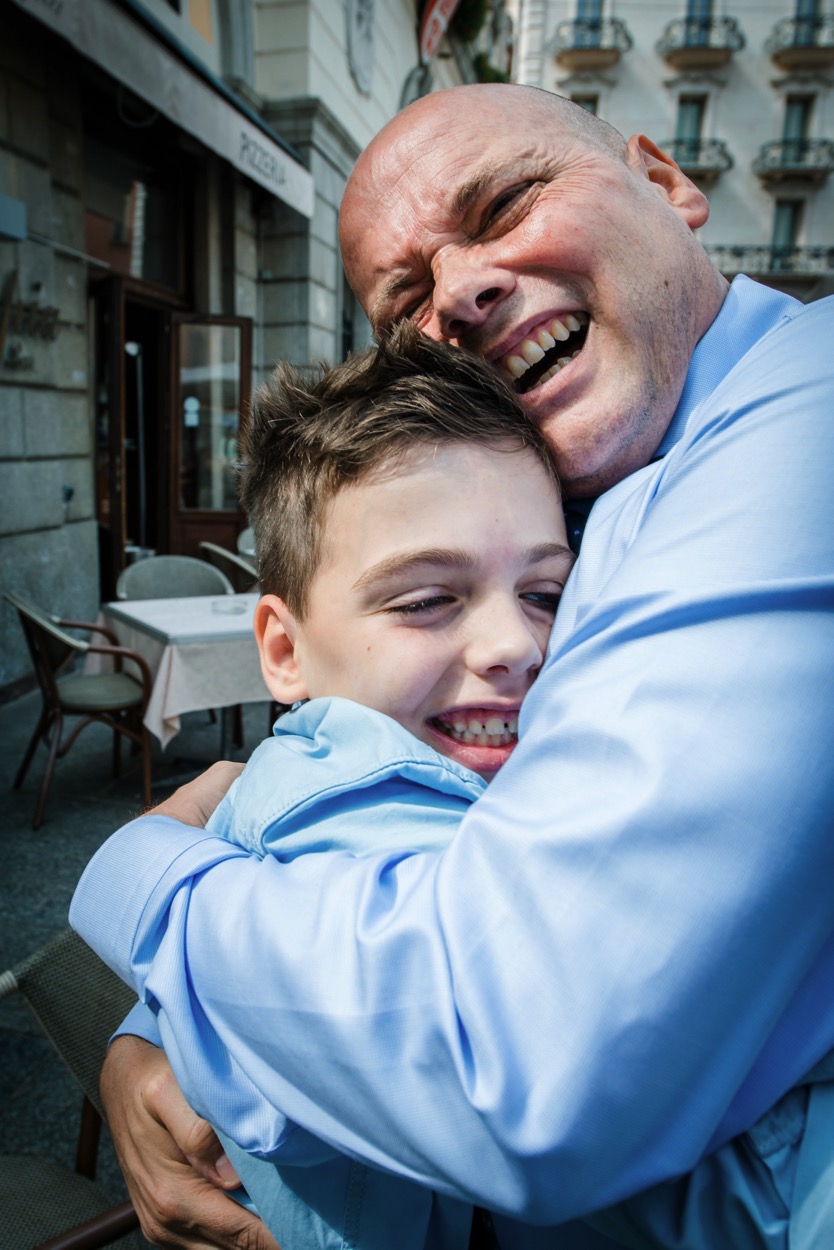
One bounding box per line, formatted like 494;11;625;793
626;134;710;230
254;595;310;704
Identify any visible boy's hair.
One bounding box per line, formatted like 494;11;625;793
240;323;560;617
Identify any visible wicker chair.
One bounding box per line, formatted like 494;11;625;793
0;928;141;1250
115;555;233;601
5;592;153;829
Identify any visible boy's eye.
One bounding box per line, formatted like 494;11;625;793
520;591;562;614
386;595;455;616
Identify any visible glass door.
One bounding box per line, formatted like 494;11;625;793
170;315;252;557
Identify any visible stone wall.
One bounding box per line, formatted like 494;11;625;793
0;17;98;691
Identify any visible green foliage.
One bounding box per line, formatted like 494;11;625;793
450;0;489;44
473;51;509;82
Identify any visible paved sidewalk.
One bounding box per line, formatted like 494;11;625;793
0;685;271;1239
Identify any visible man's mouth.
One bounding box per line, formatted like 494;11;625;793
501;313;589;395
430;710;519;747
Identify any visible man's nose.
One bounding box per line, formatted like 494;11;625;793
430;247;513;343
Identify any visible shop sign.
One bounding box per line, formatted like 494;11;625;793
1;271;61;370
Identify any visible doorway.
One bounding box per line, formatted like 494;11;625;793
92;279;175;599
92;279;252;599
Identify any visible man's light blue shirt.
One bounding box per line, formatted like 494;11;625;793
72;277;834;1228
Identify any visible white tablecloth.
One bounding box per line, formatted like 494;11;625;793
89;594;269;747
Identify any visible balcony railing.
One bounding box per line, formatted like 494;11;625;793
663;138;734;181
657;16;745;69
552;18;633;70
705;244;834;277
766;15;834;69
753;138;834;183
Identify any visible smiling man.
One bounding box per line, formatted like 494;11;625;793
72;86;834;1250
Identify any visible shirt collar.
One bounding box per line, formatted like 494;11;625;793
654;274;801;459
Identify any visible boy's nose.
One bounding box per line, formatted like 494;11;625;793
467;601;544;681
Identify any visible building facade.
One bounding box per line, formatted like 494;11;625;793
513;0;834;301
0;0;481;693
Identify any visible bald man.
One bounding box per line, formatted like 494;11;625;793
73;86;834;1250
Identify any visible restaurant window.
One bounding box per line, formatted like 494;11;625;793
84;134;182;292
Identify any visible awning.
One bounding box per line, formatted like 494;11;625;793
10;0;314;219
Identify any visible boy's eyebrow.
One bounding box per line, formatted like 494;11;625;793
353;542;574;593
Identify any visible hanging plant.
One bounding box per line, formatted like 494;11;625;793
473;51;509;81
449;0;489;44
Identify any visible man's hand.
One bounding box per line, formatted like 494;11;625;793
101;1034;280;1250
151;761;245;829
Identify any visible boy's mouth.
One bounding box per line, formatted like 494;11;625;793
501;312;589;395
429;709;520;748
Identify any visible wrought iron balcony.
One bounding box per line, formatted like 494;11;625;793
753;138;834;183
657;16;745;70
705;244;834;278
663;137;733;182
551;18;633;70
766;15;834;69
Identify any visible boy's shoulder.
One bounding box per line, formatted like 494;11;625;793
208;697;486;858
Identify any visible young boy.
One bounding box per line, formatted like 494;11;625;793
184;324;575;1249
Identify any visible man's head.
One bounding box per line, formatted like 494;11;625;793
241;327;574;777
339;84;729;499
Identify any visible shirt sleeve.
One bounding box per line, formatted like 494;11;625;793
70;307;834;1223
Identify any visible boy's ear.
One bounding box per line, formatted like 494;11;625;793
254;595;310;704
626;133;710;230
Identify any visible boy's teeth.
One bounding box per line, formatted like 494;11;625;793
436;714;520;747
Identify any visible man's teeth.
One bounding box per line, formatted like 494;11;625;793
435;715;519;747
504;313;588;384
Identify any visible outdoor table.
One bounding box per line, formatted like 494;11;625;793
89;593;268;748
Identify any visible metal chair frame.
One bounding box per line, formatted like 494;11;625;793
5;592;153;829
199;541;259;594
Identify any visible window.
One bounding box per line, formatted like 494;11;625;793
771;200;803;270
575;0;603;46
675;96;707;163
794;0;821;42
571;94;599;114
783;95;813;163
83;134;182;292
684;0;712;46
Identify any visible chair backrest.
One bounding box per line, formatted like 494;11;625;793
237;526;256;557
115;555;234;601
5;591;88;702
1;928;137;1118
199;542;259;594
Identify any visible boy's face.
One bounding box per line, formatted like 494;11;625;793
256;442;574;779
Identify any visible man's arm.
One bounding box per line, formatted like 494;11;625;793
74;301;834;1224
99;764;281;1250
